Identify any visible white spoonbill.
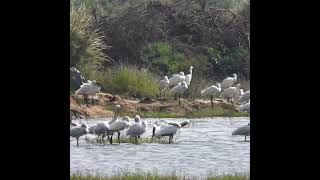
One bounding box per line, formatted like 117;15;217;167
170;81;188;105
169;72;186;86
108;115;130;144
87;80;101;105
159;76;170;98
201;83;221;108
232;123;250;141
220;84;241;103
239;90;250;105
126;115;147;144
93;122;109;144
185;66;193;86
70;123;88;146
234;89;244;103
75;81;92;105
152;121;181;143
75;80;99;105
220;73;237;91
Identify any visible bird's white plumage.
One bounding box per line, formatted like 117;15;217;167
70;124;88;138
169;72;186;86
240;90;250;104
170;81;188;94
159;76;169;90
93;122;109;135
234;89;244;102
88;124;96;134
154;124;179;136
75;82;92;95
220;84;241;99
201;83;221;96
185;66;193;86
232;123;250;136
238;100;250;112
126;115;146;136
220;73;237;90
109;120;128;131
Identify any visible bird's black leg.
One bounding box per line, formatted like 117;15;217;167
76;137;79;146
178;94;181;105
102;135;105;145
117;131;120;144
110;135;113;144
211;95;213;108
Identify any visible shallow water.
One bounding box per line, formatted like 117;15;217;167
70;117;250;178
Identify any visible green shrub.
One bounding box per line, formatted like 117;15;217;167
98;64;160;98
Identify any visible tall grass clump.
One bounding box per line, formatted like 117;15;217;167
70;1;109;79
98;64;160;98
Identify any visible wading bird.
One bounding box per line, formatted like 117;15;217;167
70;123;88;146
126;115;147;144
232;123;250;141
152;121;181;143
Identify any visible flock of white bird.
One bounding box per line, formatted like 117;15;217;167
70;105;193;146
73;66;250;112
159;67;250;112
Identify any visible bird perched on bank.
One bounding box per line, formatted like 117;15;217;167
234;89;244;103
169;72;186;86
185;66;193;86
159;76;170;98
220;73;237;91
238;100;250;113
239;90;250;105
170;81;188;105
75;80;100;106
201;83;221;108
220;84;241;103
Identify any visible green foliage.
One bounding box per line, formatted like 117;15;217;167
70;2;108;77
212;47;250;80
97;64;160;98
143;42;211;78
